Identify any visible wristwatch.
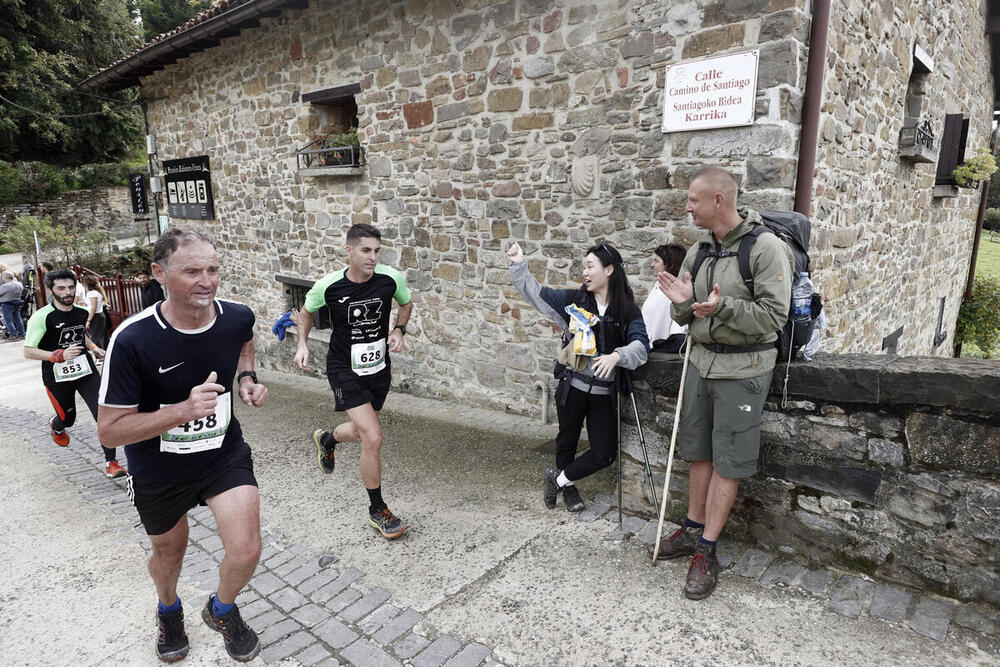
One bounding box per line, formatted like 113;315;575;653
393;325;407;335
237;370;258;384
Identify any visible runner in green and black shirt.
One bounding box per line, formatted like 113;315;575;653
22;268;126;478
294;223;413;539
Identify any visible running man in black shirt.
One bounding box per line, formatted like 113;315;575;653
294;223;413;539
98;229;269;663
22;268;126;478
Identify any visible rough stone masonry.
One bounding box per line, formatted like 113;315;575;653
137;0;993;416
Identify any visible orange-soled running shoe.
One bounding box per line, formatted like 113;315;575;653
369;507;408;539
50;417;69;447
105;460;126;479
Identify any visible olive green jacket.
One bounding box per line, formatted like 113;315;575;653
671;210;794;379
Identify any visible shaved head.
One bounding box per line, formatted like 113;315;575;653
690;167;738;206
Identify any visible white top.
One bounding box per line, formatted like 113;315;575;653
641;285;687;345
75;282;87;305
87;289;104;313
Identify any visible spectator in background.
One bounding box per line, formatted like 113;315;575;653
642;244;688;353
82;274;110;349
0;270;26;339
136;269;166;309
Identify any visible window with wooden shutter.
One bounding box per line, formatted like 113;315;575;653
935;114;970;185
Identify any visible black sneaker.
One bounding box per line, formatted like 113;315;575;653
155;607;189;663
543;466;560;509
201;595;260;662
562;484;586;512
313;428;335;474
369;507;409;539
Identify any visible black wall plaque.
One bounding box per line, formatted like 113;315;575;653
163;155;215;220
129;173;148;215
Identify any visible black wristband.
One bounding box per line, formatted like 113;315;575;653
393;325;407;335
237;370;258;384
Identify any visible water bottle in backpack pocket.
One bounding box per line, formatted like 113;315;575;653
779;271;820;360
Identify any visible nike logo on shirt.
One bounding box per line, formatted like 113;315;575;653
158;362;184;373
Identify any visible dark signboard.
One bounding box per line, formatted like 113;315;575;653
129;173;148;215
163;155;215;220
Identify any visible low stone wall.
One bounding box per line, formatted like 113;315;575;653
622;353;1000;608
2;187;136;238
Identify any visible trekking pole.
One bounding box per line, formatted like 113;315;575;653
616;390;623;527
622;370;659;510
651;336;693;565
629;391;659;510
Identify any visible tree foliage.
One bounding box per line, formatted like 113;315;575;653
136;0;213;43
0;154;146;206
957;275;1000;358
988;169;1000;210
0;213;144;272
0;0;144;166
1;215;65;260
984;208;1000;234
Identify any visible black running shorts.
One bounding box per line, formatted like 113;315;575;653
126;442;257;535
327;368;392;412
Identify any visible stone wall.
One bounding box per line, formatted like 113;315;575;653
2;187;136;239
811;0;993;356
622;353;1000;608
138;0;993;414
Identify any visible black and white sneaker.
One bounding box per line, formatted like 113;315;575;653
313;429;336;474
562;485;586;512
543;466;560;509
155;607;189;663
369;507;409;539
202;595;260;662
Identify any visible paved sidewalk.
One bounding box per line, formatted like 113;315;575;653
0;338;997;665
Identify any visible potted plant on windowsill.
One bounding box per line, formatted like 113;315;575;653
319;128;363;167
952;147;998;189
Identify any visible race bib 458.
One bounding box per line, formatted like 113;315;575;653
160;392;232;454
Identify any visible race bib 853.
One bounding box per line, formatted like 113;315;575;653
53;358;92;382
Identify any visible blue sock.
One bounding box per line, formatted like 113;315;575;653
698;536;717;551
684;517;705;530
212;594;235;617
158;596;181;614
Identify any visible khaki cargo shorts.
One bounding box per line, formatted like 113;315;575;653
677;364;772;479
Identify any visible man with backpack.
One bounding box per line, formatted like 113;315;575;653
655;167;793;600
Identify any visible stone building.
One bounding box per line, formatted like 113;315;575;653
82;0;997;414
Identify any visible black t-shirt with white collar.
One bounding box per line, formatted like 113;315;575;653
99;299;255;481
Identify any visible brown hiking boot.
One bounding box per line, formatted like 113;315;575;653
683;541;719;600
650;524;701;560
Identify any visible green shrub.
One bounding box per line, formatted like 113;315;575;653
984;208;1000;233
1;215;65;259
953;148;999;188
957;275;1000;358
0;159;147;205
0;161;23;207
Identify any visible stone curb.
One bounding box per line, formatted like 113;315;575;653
570;489;998;646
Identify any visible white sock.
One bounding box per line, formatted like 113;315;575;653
556;471;572;487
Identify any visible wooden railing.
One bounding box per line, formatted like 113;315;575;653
36;266;145;333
